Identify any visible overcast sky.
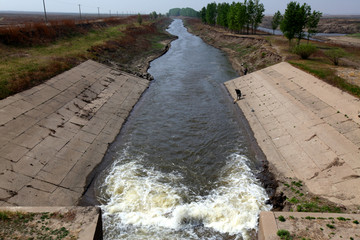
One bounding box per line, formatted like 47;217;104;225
1;0;360;15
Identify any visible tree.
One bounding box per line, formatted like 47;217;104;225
206;2;217;25
306;10;322;41
324;48;346;66
150;11;158;20
200;7;206;23
217;3;230;28
271;10;282;34
280;1;310;45
245;0;255;34
253;0;265;34
169;7;199;18
137;13;142;25
168;8;180;16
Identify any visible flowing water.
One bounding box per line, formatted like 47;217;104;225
95;19;271;240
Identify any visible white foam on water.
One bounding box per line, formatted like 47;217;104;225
100;153;271;240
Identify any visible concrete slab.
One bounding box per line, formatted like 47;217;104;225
0;60;149;206
225;62;360;207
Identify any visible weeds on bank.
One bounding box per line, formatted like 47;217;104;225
289;60;360;98
277;214;360;240
0;210;76;239
283;180;342;213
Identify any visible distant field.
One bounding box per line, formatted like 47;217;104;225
348;33;360;38
0;11;133;25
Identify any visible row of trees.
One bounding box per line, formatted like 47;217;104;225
200;0;265;34
271;1;322;44
168;8;199;17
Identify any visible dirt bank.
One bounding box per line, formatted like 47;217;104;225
183;18;282;76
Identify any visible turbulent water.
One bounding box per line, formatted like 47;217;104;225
95;19;271;240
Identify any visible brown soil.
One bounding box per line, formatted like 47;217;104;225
89;18;177;79
184;18;282;76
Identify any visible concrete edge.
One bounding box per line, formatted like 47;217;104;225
259;211;278;240
0;206;102;240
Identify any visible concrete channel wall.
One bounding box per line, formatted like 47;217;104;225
0;60;150;206
225;62;360;239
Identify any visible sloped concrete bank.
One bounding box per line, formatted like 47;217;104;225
0;60;155;239
0;60;151;207
225;62;360;239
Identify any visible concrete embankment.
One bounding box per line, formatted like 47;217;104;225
225;62;360;239
0;60;150;206
225;62;360;208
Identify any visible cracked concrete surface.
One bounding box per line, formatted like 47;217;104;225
225;62;360;207
0;60;149;206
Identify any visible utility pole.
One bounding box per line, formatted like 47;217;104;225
42;0;48;23
97;7;100;18
78;4;82;20
109;10;111;17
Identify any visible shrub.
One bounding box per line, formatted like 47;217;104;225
324;48;347;66
277;229;292;240
293;43;317;59
278;215;286;222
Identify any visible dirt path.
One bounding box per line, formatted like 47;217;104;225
317;35;360;47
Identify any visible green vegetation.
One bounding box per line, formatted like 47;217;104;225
292;43;317;59
168;7;199;17
348;33;360;38
0;16;173;99
271;10;283;34
324;48;347;65
278;215;286;222
200;0;265;35
280;1;322;45
283;179;343;213
277;229;293;240
0;211;75;239
326;223;336;229
289;60;360;97
137;13;143;25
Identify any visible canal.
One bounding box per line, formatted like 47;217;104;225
95;19;271;240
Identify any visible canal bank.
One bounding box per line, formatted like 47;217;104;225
0;60;153;206
225;62;360;212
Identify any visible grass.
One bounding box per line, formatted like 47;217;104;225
0;22;127;99
289;59;360;98
0;16;173;99
283;180;343;213
347;33;360;38
0;211;75;239
264;34;360;98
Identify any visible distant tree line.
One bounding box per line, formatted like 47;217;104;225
200;0;265;34
168;8;199;18
271;1;322;44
